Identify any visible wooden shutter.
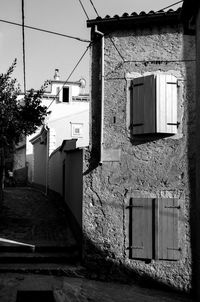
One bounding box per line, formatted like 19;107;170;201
158;198;180;260
57;87;61;102
130;198;153;259
156;74;178;134
131;75;156;135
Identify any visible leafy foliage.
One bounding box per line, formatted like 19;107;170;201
0;59;49;149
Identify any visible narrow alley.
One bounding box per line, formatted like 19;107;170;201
0;187;78;262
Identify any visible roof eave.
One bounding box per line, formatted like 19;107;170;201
87;11;181;30
30;126;47;145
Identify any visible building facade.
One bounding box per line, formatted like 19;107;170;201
81;9;195;292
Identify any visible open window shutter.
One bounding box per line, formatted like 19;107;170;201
131;77;145;135
57;87;61;102
156;75;178;134
131;75;156;135
130;198;153;259
158;198;180;260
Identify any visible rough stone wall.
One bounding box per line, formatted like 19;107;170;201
83;24;195;292
195;7;200;298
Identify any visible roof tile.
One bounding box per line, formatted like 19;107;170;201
131;12;138;16
95;8;180;21
122;12;129;17
87;8;182;28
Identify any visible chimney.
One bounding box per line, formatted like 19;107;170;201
54;69;60;81
79;77;86;94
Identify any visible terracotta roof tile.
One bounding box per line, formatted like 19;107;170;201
122;13;129;17
148;10;156;15
131;12;138;16
139;11;146;16
87;8;182;28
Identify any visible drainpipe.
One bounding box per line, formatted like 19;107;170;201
94;25;104;164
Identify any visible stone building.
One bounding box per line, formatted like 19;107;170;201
182;0;200;298
81;8;195;292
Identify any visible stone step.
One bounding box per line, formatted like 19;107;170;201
0;263;86;276
0;250;80;263
0;244;79;253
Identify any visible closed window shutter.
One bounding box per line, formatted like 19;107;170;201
130;198;153;259
156;74;178;134
131;75;156;135
158;198;180;260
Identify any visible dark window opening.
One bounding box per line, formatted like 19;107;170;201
63;87;69;102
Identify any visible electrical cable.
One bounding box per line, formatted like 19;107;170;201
78;0;89;20
0;18;90;43
47;42;92;109
85;0;192;76
92;0;184;63
124;59;196;63
108;36;125;62
87;0;126;63
89;0;99;17
157;0;183;12
21;0;26;94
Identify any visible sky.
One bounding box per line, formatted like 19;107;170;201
0;0;183;92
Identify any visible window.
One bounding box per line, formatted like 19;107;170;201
128;197;180;260
63;87;69;102
130;74;178;135
71;123;83;138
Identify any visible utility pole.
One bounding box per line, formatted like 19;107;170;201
21;0;26;94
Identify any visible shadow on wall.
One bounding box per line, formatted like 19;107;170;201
46;179;189;295
129;134;174;146
82;238;185;293
13;167;28;186
60;192;191;297
184;29;198;298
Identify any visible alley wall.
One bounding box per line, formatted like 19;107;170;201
194;5;200;297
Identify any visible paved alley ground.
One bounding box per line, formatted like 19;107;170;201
0;187;76;248
0;273;194;302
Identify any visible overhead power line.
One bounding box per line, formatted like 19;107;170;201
157;0;183;12
0;18;90;43
124;59;195;63
107;35;195;64
109;36;125;62
78;0;89;20
21;0;26;94
89;0;99;17
47;42;92;109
